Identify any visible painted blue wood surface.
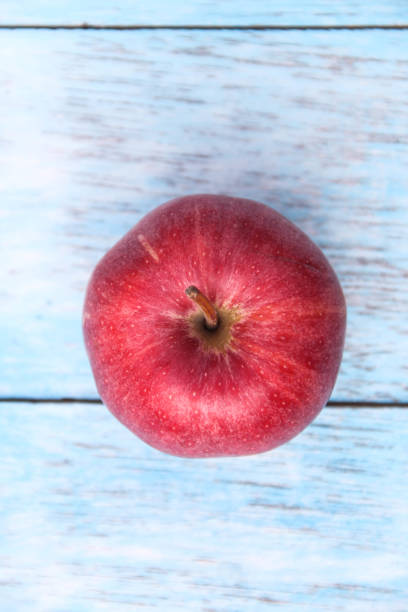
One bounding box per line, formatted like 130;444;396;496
1;4;407;610
1;403;407;610
0;1;407;26
0;30;407;401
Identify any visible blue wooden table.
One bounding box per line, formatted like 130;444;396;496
1;3;407;610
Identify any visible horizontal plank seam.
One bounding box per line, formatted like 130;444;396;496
0;398;407;408
0;24;408;31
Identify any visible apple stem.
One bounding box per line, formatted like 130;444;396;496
185;286;219;330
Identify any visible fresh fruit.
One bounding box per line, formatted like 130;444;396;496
83;194;346;457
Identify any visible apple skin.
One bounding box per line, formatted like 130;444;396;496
83;194;346;458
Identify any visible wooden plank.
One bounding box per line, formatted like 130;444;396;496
1;402;407;609
1;30;408;401
0;1;407;27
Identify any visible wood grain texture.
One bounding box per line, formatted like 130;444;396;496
0;0;407;26
1;30;408;401
1;402;407;610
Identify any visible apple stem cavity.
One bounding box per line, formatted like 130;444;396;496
185;285;219;331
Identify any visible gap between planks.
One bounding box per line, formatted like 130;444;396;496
0;398;407;408
0;23;408;31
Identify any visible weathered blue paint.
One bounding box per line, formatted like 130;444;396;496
0;403;407;609
1;30;407;401
0;1;407;26
1;7;407;611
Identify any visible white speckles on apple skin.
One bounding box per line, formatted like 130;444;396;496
83;194;346;458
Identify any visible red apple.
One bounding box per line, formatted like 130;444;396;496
83;195;346;457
